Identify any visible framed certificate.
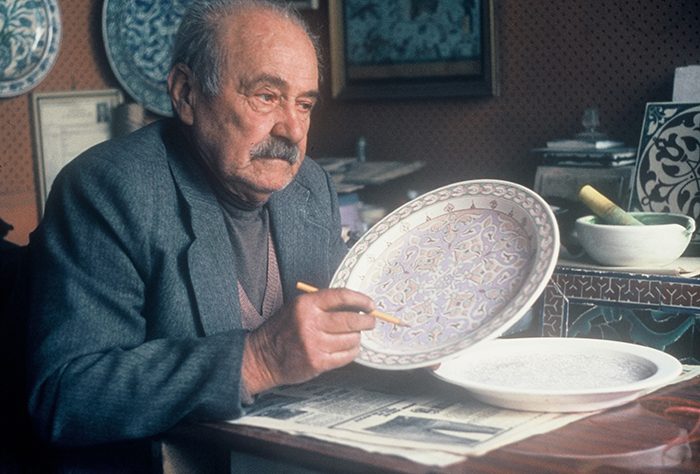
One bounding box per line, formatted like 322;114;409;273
31;89;124;211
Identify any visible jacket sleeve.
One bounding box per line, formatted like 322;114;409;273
26;151;248;447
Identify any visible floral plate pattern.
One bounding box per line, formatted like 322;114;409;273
102;0;187;116
0;0;61;97
629;102;700;243
331;180;560;370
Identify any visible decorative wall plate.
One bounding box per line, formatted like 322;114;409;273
331;180;559;370
433;338;682;412
629;102;700;243
102;0;187;116
0;0;61;97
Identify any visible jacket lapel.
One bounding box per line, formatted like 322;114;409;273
269;179;331;299
166;137;241;335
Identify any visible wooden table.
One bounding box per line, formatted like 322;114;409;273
162;375;700;473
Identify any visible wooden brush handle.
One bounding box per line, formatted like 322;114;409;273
578;185;643;226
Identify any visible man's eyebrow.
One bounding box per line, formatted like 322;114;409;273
240;74;320;99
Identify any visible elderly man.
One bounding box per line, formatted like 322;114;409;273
27;0;375;470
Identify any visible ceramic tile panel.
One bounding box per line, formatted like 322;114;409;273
540;266;700;362
629;102;700;242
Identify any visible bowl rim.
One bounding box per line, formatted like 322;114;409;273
575;212;695;231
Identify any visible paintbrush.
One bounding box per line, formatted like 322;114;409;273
296;281;411;327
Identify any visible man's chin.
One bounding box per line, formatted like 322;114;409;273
234;176;295;203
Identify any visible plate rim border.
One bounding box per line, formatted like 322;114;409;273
0;0;62;98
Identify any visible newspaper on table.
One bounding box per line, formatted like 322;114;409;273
227;364;700;467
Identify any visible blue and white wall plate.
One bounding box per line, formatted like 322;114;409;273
0;0;61;98
102;0;187;117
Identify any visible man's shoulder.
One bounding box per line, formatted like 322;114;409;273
50;120;182;208
61;120;175;183
83;120;172;166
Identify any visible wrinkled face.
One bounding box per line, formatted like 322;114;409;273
175;10;319;203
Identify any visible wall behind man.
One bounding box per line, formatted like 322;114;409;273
1;0;698;244
0;1;119;245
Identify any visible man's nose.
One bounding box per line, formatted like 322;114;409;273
270;102;308;144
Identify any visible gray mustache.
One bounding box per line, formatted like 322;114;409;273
250;137;300;164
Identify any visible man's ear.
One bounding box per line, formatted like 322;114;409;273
168;63;195;125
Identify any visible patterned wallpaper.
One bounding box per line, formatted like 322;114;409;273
1;0;699;244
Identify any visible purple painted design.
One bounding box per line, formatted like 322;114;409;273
332;180;560;369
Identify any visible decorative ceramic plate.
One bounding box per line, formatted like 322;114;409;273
331;180;560;370
433;338;682;412
102;0;188;116
629;102;700;243
0;0;61;97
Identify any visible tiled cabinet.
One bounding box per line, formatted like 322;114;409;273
538;265;700;363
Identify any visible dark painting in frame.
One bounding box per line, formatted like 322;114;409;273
329;0;497;100
288;0;319;9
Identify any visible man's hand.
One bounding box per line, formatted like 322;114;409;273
241;288;376;396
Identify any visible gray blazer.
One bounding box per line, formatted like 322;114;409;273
27;119;347;446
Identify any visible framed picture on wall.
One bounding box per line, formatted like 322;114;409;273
31;89;124;212
329;0;497;100
288;0;319;9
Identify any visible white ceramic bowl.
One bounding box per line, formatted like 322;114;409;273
575;212;695;266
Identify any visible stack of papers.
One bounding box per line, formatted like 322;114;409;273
546;139;624;150
547;139;624;150
314;158;425;193
533;146;637;167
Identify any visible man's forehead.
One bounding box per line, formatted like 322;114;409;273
223;9;308;48
239;73;320;99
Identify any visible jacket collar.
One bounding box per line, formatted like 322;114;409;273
164;122;241;335
268;180;313;298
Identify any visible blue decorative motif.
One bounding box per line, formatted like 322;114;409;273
569;306;695;350
567;306;697;363
344;0;481;66
0;0;61;97
630;102;700;242
102;0;188;116
541;268;700;363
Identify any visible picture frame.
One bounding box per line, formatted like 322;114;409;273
628;102;700;243
329;0;497;100
288;0;319;9
31;89;124;211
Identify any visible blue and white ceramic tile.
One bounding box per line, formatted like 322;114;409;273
0;0;61;97
102;0;187;116
331;180;560;370
630;102;700;242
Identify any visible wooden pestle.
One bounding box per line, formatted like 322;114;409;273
578;185;644;225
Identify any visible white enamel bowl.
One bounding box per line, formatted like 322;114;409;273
575;212;695;266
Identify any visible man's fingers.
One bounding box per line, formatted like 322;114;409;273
299;288;375;315
320;311;376;333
